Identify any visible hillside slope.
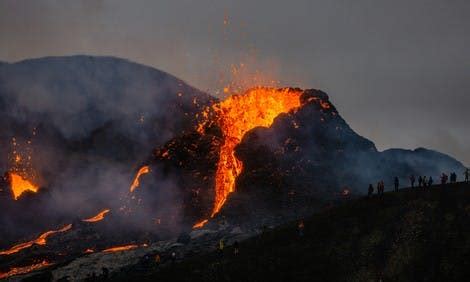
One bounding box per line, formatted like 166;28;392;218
0;56;215;245
113;183;470;282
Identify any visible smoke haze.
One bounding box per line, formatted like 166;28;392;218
1;0;469;165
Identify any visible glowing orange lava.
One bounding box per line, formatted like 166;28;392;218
8;172;39;200
205;88;302;219
0;224;72;256
192;219;209;229
0;260;52;279
102;244;139;253
82;209;110;223
130;165;150;192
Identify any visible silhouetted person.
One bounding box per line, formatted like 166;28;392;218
171;251;177;264
422;176;427;188
233;241;239;255
441;173;448;185
410;175;416;188
465;168;469;183
368;184;374;197
394;177;399;192
155;253;161;267
451;172;457;183
418;176;423;187
428;176;433;187
377;181;384;196
218;239;225;258
298;220;305;237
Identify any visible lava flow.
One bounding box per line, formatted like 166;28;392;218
0;224;72;256
0;260;52;279
82;209;110;223
199;88;302;223
8;172;39;200
102;244;139;253
193;219;208;229
130;165;150;192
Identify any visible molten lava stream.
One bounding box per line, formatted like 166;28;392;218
193;219;208;229
8;172;39;200
130;165;150;192
102;244;139;253
82;209;110;223
195;88;302;228
0;260;52;279
0;224;72;256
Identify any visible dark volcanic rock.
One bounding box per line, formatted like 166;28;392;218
140;88;466;226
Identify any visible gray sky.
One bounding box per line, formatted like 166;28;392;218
1;0;469;166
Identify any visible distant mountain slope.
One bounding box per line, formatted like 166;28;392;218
380;148;464;179
0;55;214;143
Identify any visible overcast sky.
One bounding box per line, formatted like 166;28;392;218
1;0;469;166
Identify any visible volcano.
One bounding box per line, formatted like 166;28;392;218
0;56;466;280
132;87;465;228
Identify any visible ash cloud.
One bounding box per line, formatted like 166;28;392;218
0;56;213;245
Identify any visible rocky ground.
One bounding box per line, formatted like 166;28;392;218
10;181;470;282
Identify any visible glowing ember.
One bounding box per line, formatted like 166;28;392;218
0;224;72;256
102;244;139;253
8;172;39;200
0;260;52;279
209;87;302;217
130;165;150;192
84;248;95;254
193;219;209;229
82;209;110;223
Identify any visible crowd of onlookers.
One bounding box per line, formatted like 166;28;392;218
368;168;469;197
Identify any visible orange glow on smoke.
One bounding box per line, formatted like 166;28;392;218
0;260;52;279
82;209;110;223
102;244;139;253
8;172;39;200
205;88;302;219
130;165;150;192
0;224;72;256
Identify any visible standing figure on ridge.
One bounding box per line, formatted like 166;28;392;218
377;180;384;196
465;168;469;183
418;176;423;187
218;239;225;258
410;175;416;188
441;173;448;185
233;241;239;255
394;177;399;192
298;220;305;237
452;172;457;183
368;184;374;197
428;176;433;187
